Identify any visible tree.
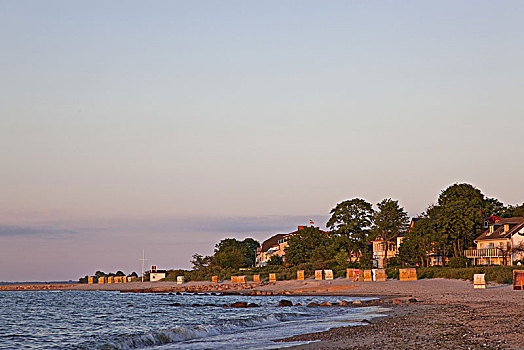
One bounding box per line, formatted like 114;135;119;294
496;241;524;266
191;253;212;270
284;227;332;265
327;198;374;259
241;238;260;267
213;238;248;269
484;197;506;217
94;271;106;277
503;203;524;218
191;237;260;271
430;183;486;257
267;255;283;266
398;218;438;267
372;198;410;268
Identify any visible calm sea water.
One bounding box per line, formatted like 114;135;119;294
0;291;387;349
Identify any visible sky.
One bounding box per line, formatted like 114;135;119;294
1;1;523;281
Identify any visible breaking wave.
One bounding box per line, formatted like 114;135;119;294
87;312;306;349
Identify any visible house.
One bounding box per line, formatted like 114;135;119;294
371;218;418;268
256;226;315;266
372;234;405;268
149;265;167;281
465;217;524;266
372;218;447;268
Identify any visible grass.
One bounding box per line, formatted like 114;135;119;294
388;266;517;284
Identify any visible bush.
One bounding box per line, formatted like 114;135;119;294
385;267;399;280
448;256;469;268
416;266;513;284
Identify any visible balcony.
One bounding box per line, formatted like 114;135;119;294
464;248;502;258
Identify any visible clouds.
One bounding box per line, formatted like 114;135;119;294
90;214;329;237
0;225;77;237
172;215;328;235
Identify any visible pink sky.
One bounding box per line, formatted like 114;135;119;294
1;1;523;281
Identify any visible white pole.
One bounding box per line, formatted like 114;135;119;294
140;249;147;283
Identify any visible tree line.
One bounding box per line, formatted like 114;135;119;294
190;183;524;276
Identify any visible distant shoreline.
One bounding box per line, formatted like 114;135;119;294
0;281;76;286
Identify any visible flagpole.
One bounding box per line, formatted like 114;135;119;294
140;249;148;283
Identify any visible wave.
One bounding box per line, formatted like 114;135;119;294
88;312;307;349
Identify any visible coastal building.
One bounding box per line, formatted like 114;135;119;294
256;226;325;266
149;265;167;281
371;218;417;268
465;217;524;266
372;218;447;268
372;235;404;268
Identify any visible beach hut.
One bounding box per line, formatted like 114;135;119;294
231;276;245;283
297;270;305;281
346;269;361;282
373;269;387;282
315;270;323;280
252;275;260;282
514;270;524;290
399;268;417;281
177;276;185;285
324;270;334;280
107;276;114;284
211;276;218;283
98;276;106;284
363;270;373;282
473;274;486;289
269;273;277;282
88;276;95;284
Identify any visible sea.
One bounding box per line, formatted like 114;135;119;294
0;291;388;349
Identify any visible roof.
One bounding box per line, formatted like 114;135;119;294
260;233;288;253
259;225;326;253
475;217;524;241
150;270;167;274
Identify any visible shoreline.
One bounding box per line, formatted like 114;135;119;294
2;279;522;349
273;279;524;349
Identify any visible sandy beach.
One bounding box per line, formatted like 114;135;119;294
274;279;524;349
2;278;522;349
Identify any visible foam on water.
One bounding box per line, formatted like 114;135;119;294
0;291;388;350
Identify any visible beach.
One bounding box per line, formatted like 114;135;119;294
2;278;523;349
276;279;524;349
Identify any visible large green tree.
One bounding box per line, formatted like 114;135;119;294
327;198;374;258
284;227;332;265
203;237;260;269
398;217;438;267
241;238;260;267
429;183;486;257
372;198;410;267
212;238;248;269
